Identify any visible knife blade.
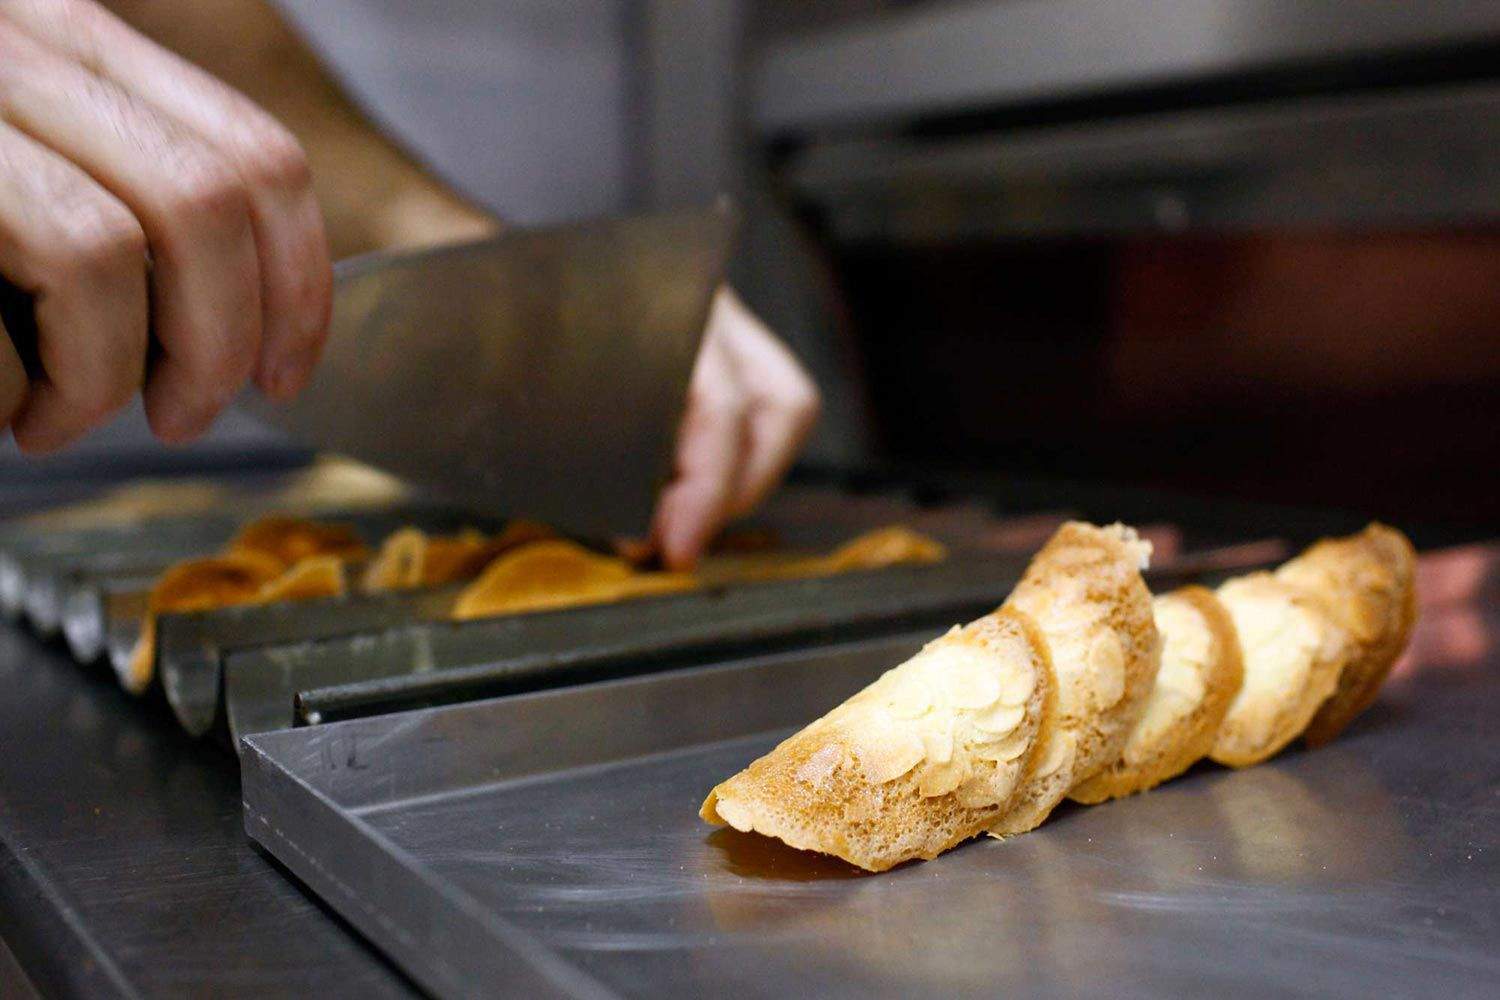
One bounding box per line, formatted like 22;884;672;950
2;205;736;539
242;205;736;538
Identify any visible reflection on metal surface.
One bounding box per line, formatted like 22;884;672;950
1395;544;1498;677
244;546;1500;997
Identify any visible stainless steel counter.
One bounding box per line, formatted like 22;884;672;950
0;628;417;998
245;544;1500;998
4;540;1496;997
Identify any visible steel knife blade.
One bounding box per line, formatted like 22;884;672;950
239;205;737;538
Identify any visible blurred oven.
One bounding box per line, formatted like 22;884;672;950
745;0;1500;526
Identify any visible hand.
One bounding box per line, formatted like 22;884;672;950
0;0;331;452
649;287;821;570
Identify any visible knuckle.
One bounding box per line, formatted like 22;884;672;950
691;374;746;422
790;381;821;422
164;155;251;232
47;207;147;285
240;125;312;193
694;391;744;429
769;366;821;424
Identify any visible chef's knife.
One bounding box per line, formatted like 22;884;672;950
2;206;737;539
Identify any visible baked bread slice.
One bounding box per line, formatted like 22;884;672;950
700;607;1055;872
1274;523;1417;746
987;522;1159;835
1069;586;1243;803
1209;573;1351;767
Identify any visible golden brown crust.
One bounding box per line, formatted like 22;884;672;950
122;517;370;694
360;521;556;592
1280;524;1418;746
693;520;1418;870
817;526;948;574
701;607;1054;872
360;527;427;591
124;551;289;693
1209;573;1351;767
702;525;947;584
987;522;1159;834
1179;583;1246;740
450;540;694;621
1068;585;1243;803
229;515;368;567
255;556;348;603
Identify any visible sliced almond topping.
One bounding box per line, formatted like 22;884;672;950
997;664;1036;706
918;757;971;798
972;702;1025;735
1033;730;1074;777
857;729;926;784
955;772;1012;809
933;651;1002;709
922;722;954;764
884;675;932;719
973;729;1030;762
1089;631;1127;707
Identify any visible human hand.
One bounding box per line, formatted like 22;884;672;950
648;287;820;570
0;0;331;452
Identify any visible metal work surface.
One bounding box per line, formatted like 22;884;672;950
244;546;1500;999
0;627;418;998
221;555;1034;746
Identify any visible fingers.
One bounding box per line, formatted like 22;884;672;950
1;16;261;441
649;289;821;568
0;121;148;451
711;288;821;517
4;0;332;398
652;331;749;570
0;315;26;429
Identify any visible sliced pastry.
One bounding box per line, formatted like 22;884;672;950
121;517;368;693
701;607;1055;872
1274;523;1417;746
122;551;285;693
702;525;947;584
987;522;1160;835
450;540;694;621
815;526;948;574
361;521;553;592
255;555;348;603
228;515;368;566
1069;586;1243;803
1209;573;1351;767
